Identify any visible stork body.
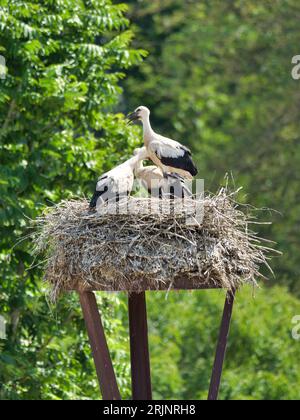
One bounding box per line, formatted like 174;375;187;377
89;147;148;209
134;150;163;197
128;106;198;180
134;150;192;199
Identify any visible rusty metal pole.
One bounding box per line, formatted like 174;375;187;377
79;291;121;400
208;290;236;400
128;292;152;400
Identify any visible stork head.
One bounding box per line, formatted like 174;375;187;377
127;106;150;124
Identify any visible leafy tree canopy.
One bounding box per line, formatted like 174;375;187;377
0;0;145;399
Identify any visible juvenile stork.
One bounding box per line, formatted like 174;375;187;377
134;148;163;197
89;147;148;209
134;148;192;199
128;106;198;180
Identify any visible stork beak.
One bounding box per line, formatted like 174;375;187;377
126;111;140;125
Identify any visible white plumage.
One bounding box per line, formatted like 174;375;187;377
134;148;163;197
90;107;197;209
134;148;192;199
128;106;198;180
90;147;148;209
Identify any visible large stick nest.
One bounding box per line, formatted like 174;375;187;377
32;189;274;300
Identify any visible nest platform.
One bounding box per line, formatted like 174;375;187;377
32;190;274;400
33;190;271;300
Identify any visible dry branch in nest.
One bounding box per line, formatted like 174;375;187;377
32;189;275;301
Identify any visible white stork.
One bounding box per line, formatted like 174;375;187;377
134;149;163;197
134;148;192;199
128;106;198;180
89;147;148;209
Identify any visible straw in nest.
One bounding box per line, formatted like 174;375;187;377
31;189;275;301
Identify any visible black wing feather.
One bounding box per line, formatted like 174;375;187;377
180;145;192;155
157;148;198;177
89;175;109;208
89;186;108;208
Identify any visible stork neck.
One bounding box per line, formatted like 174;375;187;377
135;159;144;172
127;148;148;170
142;115;154;145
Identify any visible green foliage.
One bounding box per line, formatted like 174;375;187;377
0;292;131;400
0;0;145;399
147;286;300;400
1;0;300;401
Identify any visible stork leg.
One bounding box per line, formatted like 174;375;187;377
79;291;121;400
128;292;152;400
208;289;236;400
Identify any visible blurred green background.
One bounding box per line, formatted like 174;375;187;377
0;0;299;400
